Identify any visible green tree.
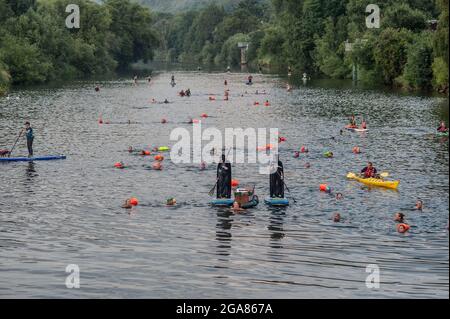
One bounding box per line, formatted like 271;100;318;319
373;28;412;85
402;34;433;89
383;2;428;32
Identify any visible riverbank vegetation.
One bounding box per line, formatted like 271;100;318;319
0;0;448;95
0;0;158;95
151;0;449;93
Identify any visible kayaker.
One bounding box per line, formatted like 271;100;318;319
437;121;448;132
24;121;34;157
394;212;405;223
230;201;245;214
360;118;367;129
415;200;423;211
360;162;378;178
348;114;356;128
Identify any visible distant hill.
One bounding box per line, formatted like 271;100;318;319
135;0;261;13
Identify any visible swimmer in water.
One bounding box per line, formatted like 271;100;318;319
200;161;207;170
164;99;169;104
332;213;341;222
336;193;343;200
166;198;177;206
394;212;405;223
122;199;133;209
415;200;423;211
230;201;245;214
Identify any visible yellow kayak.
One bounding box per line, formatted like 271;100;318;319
347;172;400;190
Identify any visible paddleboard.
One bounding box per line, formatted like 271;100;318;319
0;155;66;162
264;197;289;207
211;198;234;207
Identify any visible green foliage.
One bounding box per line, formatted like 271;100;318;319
401;33;433;89
383;2;428;32
432;57;449;89
0;34;52;84
0;0;157;84
373;28;413;85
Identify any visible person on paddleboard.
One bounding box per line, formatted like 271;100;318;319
24;121;34;157
216;153;232;199
270;157;285;198
360;162;378;178
437;121;448;132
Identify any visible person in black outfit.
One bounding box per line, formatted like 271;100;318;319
270;157;285;198
216;154;232;199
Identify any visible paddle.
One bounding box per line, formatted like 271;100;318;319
347;172;389;179
8;128;24;157
275;170;297;203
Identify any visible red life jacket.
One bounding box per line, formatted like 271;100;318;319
364;167;375;178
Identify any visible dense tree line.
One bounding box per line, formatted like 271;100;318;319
0;0;158;95
152;0;448;93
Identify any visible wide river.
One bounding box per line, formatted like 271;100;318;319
0;71;448;298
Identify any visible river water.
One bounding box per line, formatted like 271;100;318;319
0;71;448;298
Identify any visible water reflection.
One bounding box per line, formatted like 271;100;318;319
25;162;37;181
268;209;286;244
215;211;232;262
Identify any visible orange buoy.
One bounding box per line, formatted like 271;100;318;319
201;113;208;118
129;198;139;206
300;146;308;153
144;150;151;156
192;119;200;124
352;146;361;154
231;179;240;187
397;223;410;233
154;155;164;161
114;162;124;169
320;184;331;193
209;96;216;101
254;102;260;106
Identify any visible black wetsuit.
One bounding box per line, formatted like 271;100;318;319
270;161;284;198
217;161;232;199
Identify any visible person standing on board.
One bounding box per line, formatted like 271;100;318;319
24;121;34;157
217;153;232;199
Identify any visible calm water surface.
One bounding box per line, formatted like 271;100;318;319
0;71;448;298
